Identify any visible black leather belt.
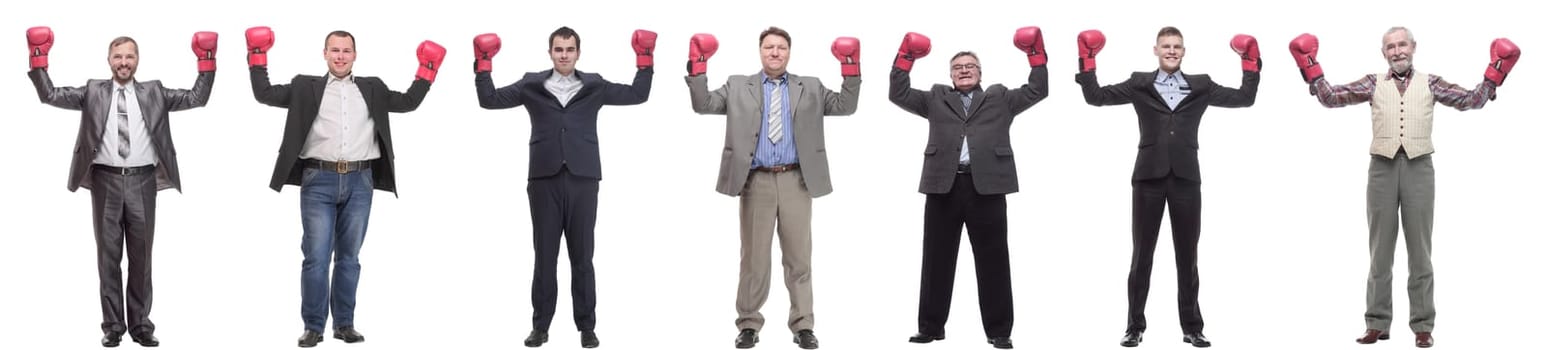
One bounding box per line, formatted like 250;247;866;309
304;159;372;174
754;163;800;173
956;163;971;174
93;164;155;176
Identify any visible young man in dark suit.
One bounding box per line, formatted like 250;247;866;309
1075;26;1259;348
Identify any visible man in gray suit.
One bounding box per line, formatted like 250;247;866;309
684;27;860;350
889;27;1049;350
27;27;216;347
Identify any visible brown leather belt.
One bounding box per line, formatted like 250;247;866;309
304;159;373;174
93;164;155;176
753;163;800;173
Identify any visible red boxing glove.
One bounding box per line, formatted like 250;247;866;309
473;33;500;73
1014;26;1047;67
633;29;657;69
27;26;52;70
1230;34;1260;73
1077;30;1105;73
192;31;218;73
1288;33;1323;83
832;36;860;77
687;33;718;76
416;40;446;83
1484;37;1520;86
246;26;274;68
893;32;931;72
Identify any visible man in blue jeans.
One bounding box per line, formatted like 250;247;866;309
246;27;443;347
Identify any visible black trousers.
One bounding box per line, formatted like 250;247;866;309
917;172;1013;338
527;166;599;332
89;165;158;336
1127;173;1204;333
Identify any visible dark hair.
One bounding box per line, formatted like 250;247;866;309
759;26;791;47
1156;26;1183;40
108;36;138;55
950;51;979;63
550;26;580;50
325;30;356;50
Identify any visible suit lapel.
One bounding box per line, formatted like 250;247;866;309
1176;73;1205;109
356;78;376;119
90;80;110;139
134;82;159;134
966;88;986;120
786;74;803;125
1143;70;1164;107
943;90;967;121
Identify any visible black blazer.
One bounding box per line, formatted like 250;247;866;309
475;68;652;180
889;66;1048;195
30;69;214;192
1077;70;1258;182
250;66;431;194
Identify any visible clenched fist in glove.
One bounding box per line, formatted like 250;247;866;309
1288;33;1323;83
27;26;52;70
473;33;501;73
1483;38;1520;86
1230;34;1260;73
832;36;860;77
633;29;657;69
192;31;218;72
1077;30;1105;72
687;33;718;76
246;26;274;68
893;32;931;72
416;40;446;83
1014;26;1047;67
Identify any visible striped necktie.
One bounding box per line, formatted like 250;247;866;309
116;87;130;159
767;80;784;144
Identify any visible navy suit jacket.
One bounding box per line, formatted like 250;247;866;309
475;68;652;180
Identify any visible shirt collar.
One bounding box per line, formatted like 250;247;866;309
549;70;579;83
761;72;788;85
112;80;134;92
1155;70;1183;83
1384;68;1414;81
327;73;354;84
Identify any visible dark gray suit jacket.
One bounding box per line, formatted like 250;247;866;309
475;68;652;180
29;69;214;192
1077;70;1258;182
889;66;1048;195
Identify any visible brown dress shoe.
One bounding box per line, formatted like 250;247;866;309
1415;332;1434;348
1355;329;1390;344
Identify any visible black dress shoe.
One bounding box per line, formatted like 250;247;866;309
1182;332;1211;348
334;326;365;343
735;329;759;349
987;336;1013;349
908;332;944;343
1120;331;1143;347
130;332;159;347
523;330;548;347
102;332;123;348
793;329;819;349
581;331;600;348
297;330;324;348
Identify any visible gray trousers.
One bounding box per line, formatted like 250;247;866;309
1364;150;1435;333
735;169;815;333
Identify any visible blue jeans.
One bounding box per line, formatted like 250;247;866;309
298;167;374;332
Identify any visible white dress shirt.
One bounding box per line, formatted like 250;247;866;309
95;81;157;167
300;74;380;161
544;71;582;107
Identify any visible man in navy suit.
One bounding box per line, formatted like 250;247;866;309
1075;26;1259;348
473;26;654;349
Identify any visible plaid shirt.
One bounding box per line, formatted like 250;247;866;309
1310;69;1495;110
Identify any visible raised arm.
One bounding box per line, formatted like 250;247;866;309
471;33;525;109
1074;29;1135;106
163;31;218;112
601;29;656;106
1007;26;1050;114
246;26;292;108
685;33;727;115
27;26;86;110
888;32;932;117
822;36;862;116
1203;34;1260;108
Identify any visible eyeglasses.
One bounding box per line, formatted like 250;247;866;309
951;64;980;71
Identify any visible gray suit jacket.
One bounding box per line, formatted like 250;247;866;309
889;66;1048;195
29;69;214;192
686;71;861;198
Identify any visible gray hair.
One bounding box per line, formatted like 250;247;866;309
1384;26;1415;45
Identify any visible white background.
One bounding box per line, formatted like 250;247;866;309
3;0;1542;349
